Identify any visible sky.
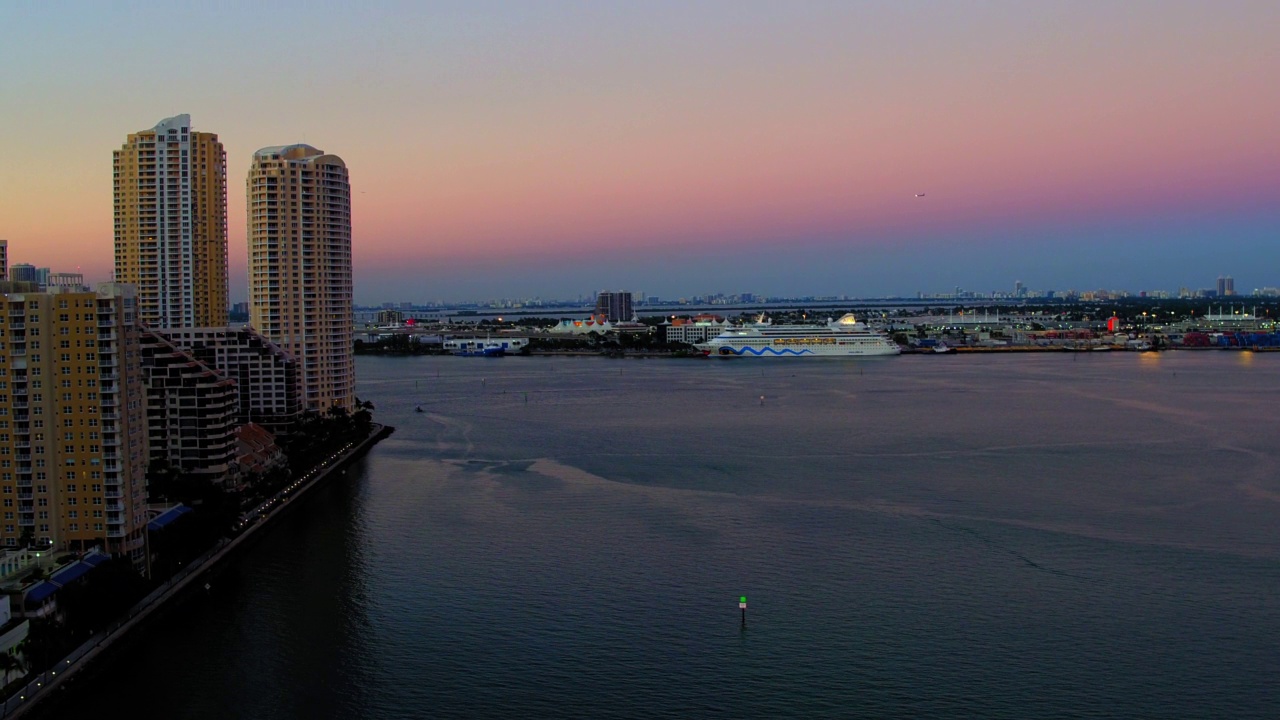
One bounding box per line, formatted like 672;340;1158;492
2;1;1278;305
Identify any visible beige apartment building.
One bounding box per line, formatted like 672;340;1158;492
0;282;149;564
247;144;354;412
114;114;228;329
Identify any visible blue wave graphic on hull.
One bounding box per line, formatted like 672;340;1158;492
722;347;814;356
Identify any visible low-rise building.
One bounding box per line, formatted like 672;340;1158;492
660;315;729;344
235;423;286;477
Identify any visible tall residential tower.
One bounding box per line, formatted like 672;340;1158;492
594;291;634;323
247;144;354;412
114;114;228;329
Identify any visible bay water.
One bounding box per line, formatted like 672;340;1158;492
40;352;1280;718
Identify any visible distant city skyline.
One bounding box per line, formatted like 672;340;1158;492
0;230;1269;306
360;277;1279;311
2;2;1277;304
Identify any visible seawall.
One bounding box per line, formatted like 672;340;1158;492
2;423;395;719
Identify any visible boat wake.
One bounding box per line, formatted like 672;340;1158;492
928;518;1093;582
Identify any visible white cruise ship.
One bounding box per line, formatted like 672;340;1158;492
695;314;901;357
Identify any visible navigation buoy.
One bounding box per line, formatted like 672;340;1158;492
759;395;764;406
739;595;747;628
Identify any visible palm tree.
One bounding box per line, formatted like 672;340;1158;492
18;618;71;675
0;652;18;685
353;397;375;434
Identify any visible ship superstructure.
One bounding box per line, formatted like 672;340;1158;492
696;314;900;357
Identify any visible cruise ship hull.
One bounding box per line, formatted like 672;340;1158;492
698;344;899;357
694;313;901;358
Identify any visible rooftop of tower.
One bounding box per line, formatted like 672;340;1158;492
253;143;343;161
149;114;191;134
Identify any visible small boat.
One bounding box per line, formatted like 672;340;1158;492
415;405;424;413
443;338;507;357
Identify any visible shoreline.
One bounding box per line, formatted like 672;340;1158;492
4;423;396;720
364;346;1272;359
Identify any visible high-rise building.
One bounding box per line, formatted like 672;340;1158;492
46;273;85;290
1217;275;1234;297
9;264;37;284
113;114;228;329
0;281;149;562
139;331;238;487
154;326;302;435
0;240;7;279
247;144;354;412
594;291;634;323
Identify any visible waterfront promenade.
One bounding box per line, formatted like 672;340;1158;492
1;423;395;719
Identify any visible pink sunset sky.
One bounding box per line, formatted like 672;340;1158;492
2;1;1277;304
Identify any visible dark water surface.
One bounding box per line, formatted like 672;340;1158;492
41;352;1280;718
